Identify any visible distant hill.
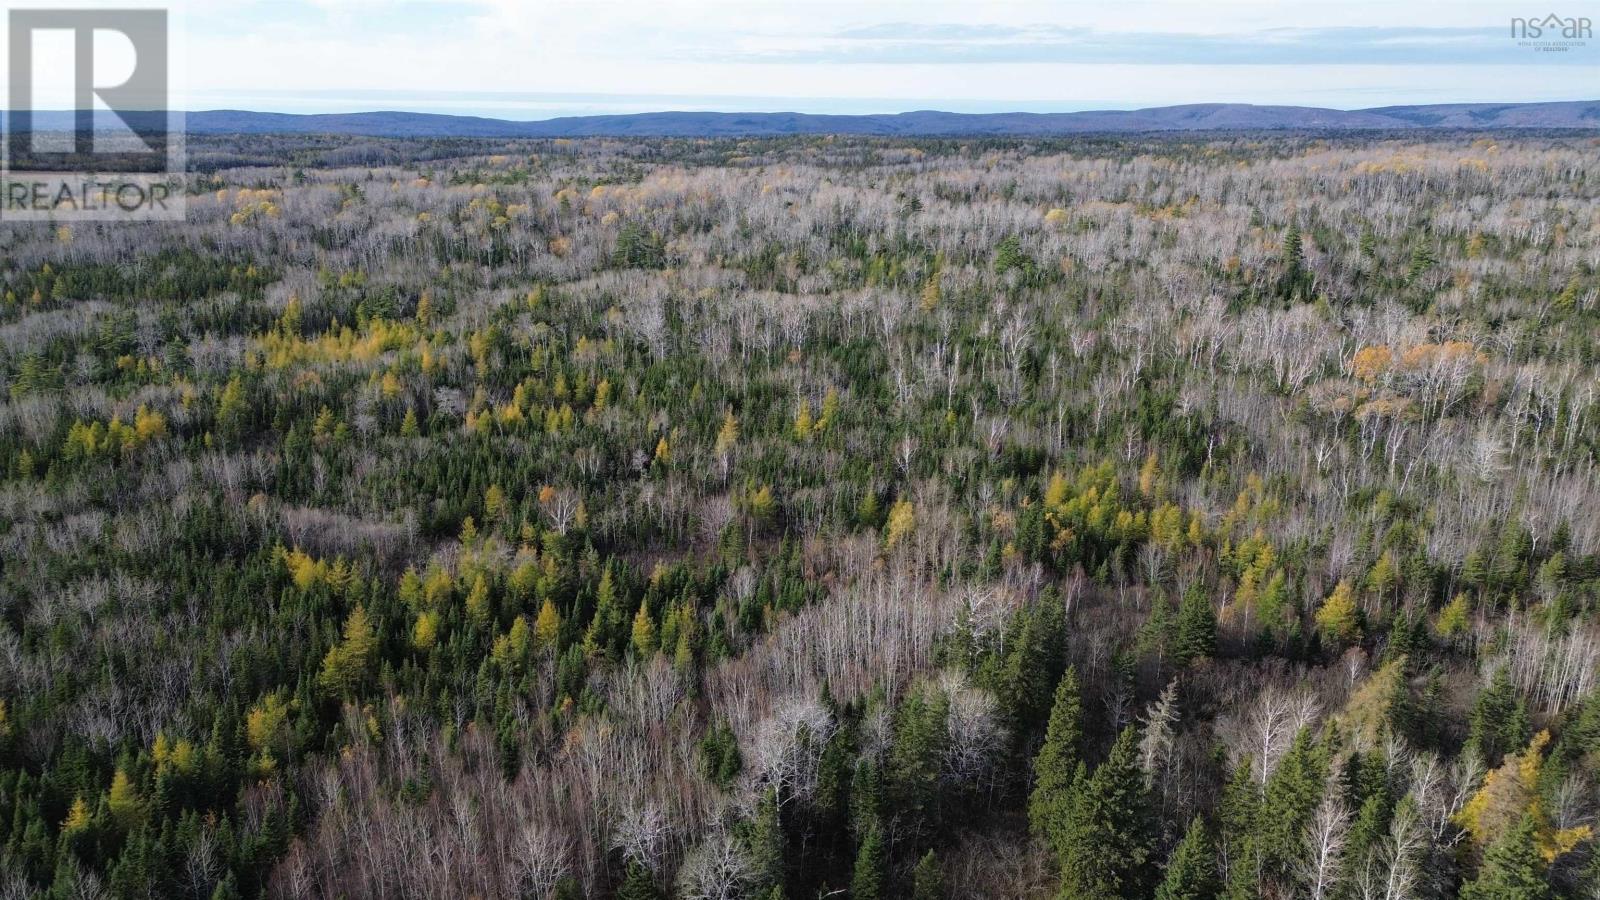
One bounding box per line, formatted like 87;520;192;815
12;101;1600;138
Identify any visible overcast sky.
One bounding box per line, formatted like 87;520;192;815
28;0;1600;116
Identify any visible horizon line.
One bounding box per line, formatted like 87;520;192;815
7;96;1600;123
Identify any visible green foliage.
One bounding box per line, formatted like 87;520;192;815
617;860;662;900
1459;813;1552;900
1469;668;1532;767
1155;816;1219;900
1029;667;1084;850
889;686;950;838
912;849;945;900
1055;727;1156;900
1173;583;1217;666
3;132;1598;900
742;788;786;893
699;720;743;788
850;825;887;900
1252;729;1328;888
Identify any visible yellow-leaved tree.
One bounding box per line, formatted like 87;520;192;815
1436;593;1472;640
466;574;493;627
885;498;916;549
318;605;377;697
412;611;441;652
1314;579;1361;645
631;600;657;657
534;598;562;651
715;411;739;453
246;693;290;753
107;769;144;830
1455;731;1592;861
794;399;814;441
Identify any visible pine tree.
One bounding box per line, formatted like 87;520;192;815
1462;550;1488;589
1056;726;1156;899
997;598;1064;745
1029;667;1083;849
1217;757;1259;870
1156;816;1219;900
1139;590;1175;659
850;824;887;900
1460;813;1552;900
1282;227;1303;270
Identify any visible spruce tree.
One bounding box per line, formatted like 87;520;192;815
616;860;661;900
1029;667;1083;849
1056;726;1155;900
1460;813;1552;900
912;849;945;900
889;688;949;839
1467;668;1530;767
1254;729;1327;886
743;787;785;894
850;824;887;900
210;873;242;900
1173;584;1217;666
1155;816;1219;900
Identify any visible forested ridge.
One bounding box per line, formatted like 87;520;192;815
2;132;1600;898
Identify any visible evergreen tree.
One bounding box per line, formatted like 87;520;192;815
1155;816;1219;900
995;596;1065;745
1468;668;1531;767
889;688;949;839
1056;726;1156;899
1459;813;1552;900
850;825;887;900
616;859;661;900
1029;667;1083;849
1217;757;1259;869
743;788;786;894
210;873;242;900
1139;590;1175;660
699;721;743;789
1282;227;1303;270
1173;584;1217;666
912;849;945;900
1254;728;1327;887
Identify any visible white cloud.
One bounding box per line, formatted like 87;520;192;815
43;0;1600;113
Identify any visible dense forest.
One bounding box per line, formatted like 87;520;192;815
2;130;1600;899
